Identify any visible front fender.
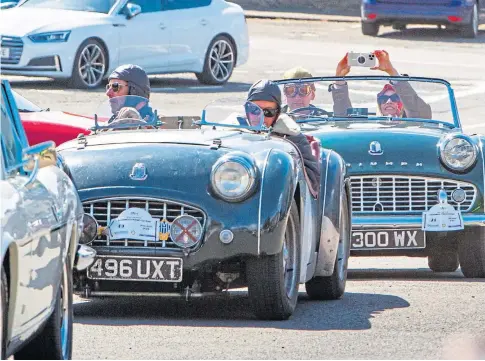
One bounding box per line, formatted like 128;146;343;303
257;148;298;256
314;149;347;277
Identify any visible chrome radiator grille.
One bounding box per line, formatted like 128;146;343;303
1;36;23;65
350;176;476;213
83;197;205;248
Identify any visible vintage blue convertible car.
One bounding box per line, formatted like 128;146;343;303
273;75;485;278
56;95;352;320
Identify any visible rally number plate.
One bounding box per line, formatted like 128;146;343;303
87;256;183;282
351;229;426;250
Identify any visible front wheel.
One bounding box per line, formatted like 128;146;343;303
196;35;236;85
15;256;73;360
305;190;351;300
458;228;485;278
246;200;301;320
1;266;7;360
68;38;107;89
427;244;459;273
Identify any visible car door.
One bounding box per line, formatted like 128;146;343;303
115;0;171;71
163;0;216;69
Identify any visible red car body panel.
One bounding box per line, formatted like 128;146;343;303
21;111;94;146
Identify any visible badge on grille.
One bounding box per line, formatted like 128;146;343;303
159;219;171;241
368;141;383;156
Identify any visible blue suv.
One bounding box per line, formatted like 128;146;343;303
361;0;481;38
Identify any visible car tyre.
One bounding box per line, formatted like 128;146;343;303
1;266;7;360
196;35;236;85
305;190;351;300
361;22;379;36
68;38;107;89
427;246;459;272
458;228;485;278
246;200;301;320
460;2;479;38
15;256;73;360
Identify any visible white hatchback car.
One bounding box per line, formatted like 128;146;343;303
0;0;249;88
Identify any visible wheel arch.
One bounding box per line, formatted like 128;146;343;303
313;149;348;277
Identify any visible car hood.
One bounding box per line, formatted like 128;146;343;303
0;8;110;37
307;122;483;180
57;129;294;192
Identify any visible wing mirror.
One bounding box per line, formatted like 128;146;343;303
22;141;57;185
124;2;141;19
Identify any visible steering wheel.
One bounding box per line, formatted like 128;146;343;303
287;106;333;117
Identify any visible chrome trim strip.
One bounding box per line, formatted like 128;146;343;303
258;151;272;255
88;291;222;298
352;214;485;229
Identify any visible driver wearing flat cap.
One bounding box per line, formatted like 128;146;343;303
246;79;321;195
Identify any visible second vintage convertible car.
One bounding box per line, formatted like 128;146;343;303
56;95;351;320
273;75;485;278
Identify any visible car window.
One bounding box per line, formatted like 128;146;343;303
163;0;211;11
129;0;162;13
1;88;23;171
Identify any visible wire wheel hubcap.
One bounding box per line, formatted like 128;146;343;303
78;44;105;86
209;39;234;82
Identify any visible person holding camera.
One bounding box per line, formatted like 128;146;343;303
330;50;432;119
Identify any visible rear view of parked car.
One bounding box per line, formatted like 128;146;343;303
1;79;96;359
361;0;481;38
0;0;249;88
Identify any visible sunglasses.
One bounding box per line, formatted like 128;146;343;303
284;84;313;98
106;82;125;93
378;93;401;104
245;102;279;118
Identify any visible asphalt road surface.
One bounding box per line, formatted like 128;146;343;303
4;19;485;359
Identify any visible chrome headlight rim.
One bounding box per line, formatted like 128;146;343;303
79;213;99;245
438;134;478;173
210;152;258;202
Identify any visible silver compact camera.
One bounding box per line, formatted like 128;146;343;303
348;52;377;67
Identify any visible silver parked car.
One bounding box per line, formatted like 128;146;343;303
1;79;96;359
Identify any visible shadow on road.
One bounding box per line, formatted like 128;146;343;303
7;76;252;94
73;291;409;330
378;27;485;44
349;267;485;283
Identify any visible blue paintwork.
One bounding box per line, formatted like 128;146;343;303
57;126;348;276
361;0;480;26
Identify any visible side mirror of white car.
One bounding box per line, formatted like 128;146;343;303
124;2;141;19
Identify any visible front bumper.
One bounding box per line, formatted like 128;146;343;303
361;3;474;25
0;35;74;78
353;213;485;229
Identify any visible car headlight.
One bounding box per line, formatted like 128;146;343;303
211;152;258;202
439;135;478;173
29;31;71;43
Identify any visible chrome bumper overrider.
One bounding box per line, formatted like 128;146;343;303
352;214;485;229
75;244;97;271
